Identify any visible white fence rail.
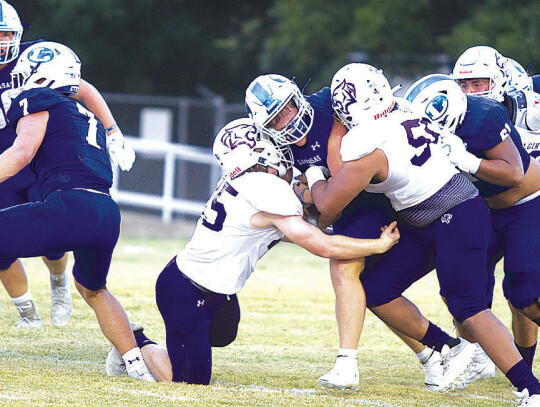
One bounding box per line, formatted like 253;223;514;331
110;136;222;223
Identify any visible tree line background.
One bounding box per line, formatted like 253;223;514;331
14;0;540;102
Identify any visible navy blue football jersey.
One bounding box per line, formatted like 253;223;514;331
456;95;530;197
290;87;334;172
7;87;113;199
532;74;540;94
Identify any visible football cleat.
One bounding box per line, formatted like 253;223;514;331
105;346;126;376
421;350;444;391
453;343;496;390
318;355;359;391
14;316;42;328
514;389;540;406
434;338;476;392
50;273;72;327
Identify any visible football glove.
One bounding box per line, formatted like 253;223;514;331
107;129;136;171
441;132;481;174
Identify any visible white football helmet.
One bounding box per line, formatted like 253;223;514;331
10;41;81;98
213;118;293;179
245;74;314;145
331;63;395;129
0;1;23;64
404;74;467;133
452;45;509;102
506;57;533;93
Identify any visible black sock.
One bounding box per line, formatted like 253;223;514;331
445;337;461;349
134;332;156;349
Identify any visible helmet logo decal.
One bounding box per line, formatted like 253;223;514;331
332;79;356;115
221;123;257;150
495;53;506;70
27;47;55;63
425;94;449;121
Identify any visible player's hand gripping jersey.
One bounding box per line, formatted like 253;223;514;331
339;110;459;211
177;172;302;295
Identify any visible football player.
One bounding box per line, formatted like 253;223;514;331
452;46;540;371
407;74;540;399
104;118;401;384
0;0;135;329
304;62;540;404
244;74;474;391
0;41;153;381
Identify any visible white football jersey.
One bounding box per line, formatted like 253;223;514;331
340;111;458;211
177;172;302;295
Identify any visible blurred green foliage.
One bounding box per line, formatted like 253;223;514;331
14;0;540;101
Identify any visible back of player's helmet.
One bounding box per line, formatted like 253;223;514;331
0;1;23;64
213;118;292;179
331;63;395;129
245;74;314;146
11;41;81;97
452;45;509;102
404;74;467;133
506;57;533;93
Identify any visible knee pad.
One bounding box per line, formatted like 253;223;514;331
209;295;241;347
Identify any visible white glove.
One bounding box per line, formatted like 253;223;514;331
305;165;330;190
106;129;136;171
441;132;481;174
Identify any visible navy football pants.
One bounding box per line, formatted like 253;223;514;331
0;189;120;291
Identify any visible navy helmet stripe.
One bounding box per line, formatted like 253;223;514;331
405;74;453;103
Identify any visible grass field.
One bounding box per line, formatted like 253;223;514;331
0;234;524;406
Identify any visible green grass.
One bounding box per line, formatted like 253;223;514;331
0;236;522;406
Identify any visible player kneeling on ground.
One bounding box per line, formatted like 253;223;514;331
105;118;400;385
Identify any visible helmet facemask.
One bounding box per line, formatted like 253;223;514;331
245;74;314;146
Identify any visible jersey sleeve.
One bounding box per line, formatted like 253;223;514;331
7;88;63;128
231;172;303;217
340;122;387;162
474;102;515;151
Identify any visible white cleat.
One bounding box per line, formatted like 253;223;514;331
105;347;126;376
435;338;477;392
453;344;496;390
318;356;359;390
421;350;444;391
50;273;72;327
14;316;42;328
514;389;540;406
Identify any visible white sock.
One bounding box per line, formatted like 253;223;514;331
11;290;39;319
122;347;144;366
416;347;434;364
11;290;33;305
338;348;358;359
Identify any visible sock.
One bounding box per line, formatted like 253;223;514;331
445;337;461;349
516;342;537;368
416;347;435;364
506;359;540;394
420;322;452;353
11;291;39;319
337;348;358;359
134;331;157;349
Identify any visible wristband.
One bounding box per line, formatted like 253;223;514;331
105;123;118;134
463;153;482;175
298;187;310;206
305;166;326;190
